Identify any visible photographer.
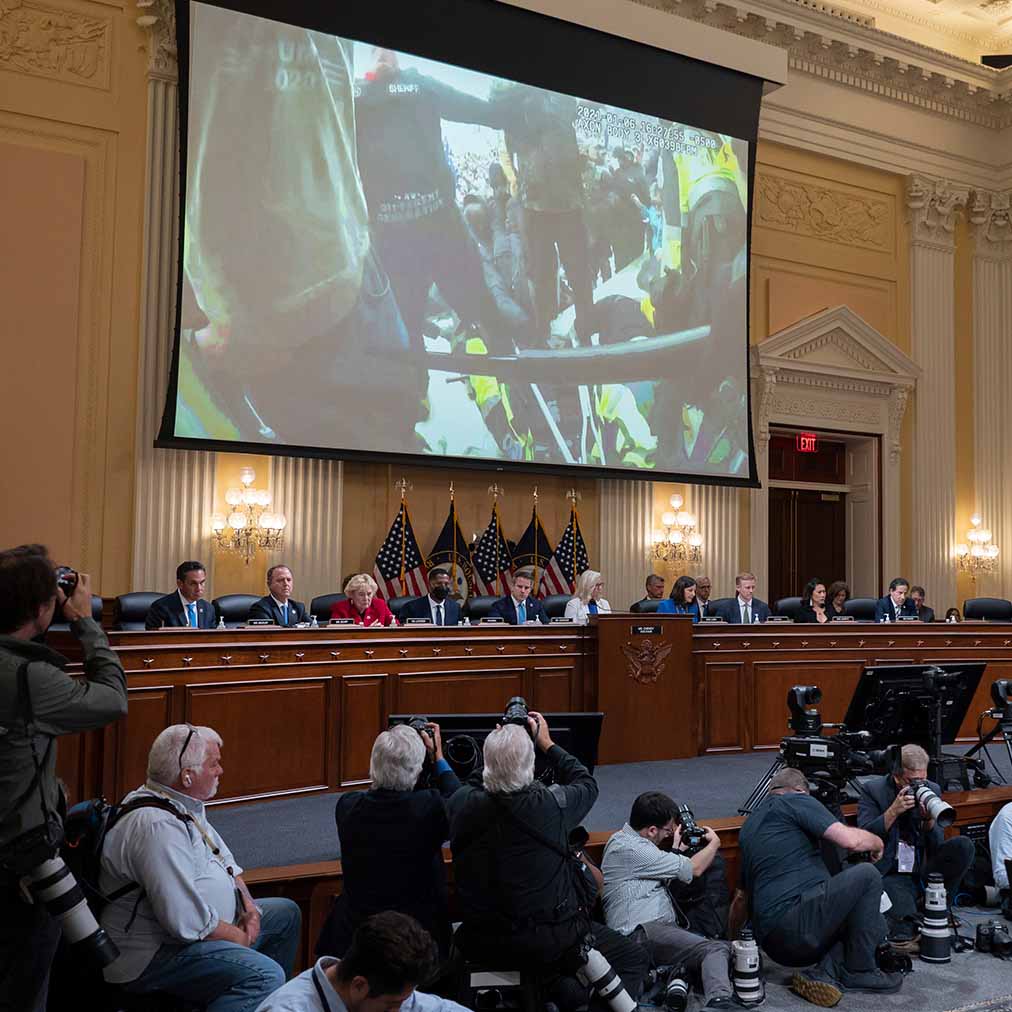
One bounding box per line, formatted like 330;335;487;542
731;768;902;1006
317;724;455;960
444;711;645;1009
601;792;736;1012
856;743;974;943
0;545;128;1011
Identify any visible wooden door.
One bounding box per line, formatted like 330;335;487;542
769;489;846;606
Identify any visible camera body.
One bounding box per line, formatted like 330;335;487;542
906;779;956;829
503;696;539;739
55;565;78;597
405;715;433;746
675;804;706;856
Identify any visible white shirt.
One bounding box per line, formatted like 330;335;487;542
271;595;293;622
178;590;201;625
564;597;612;624
255;957;474;1012
990;801;1012;889
99;782;242;983
738;595;754;623
428;596;448;623
601;823;694;935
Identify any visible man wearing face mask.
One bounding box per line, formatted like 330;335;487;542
399;569;461;626
98;724;301;1008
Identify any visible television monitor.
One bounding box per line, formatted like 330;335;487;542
160;0;768;484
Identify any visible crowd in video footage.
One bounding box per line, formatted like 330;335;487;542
180;10;749;474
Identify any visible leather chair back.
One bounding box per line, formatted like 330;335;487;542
844;597;878;621
464;595;497;621
963;597;1012;622
388;595;419;620
212;594;260;627
775;596;804;620
707;597;733;615
114;592;166;631
542;594;572;619
310;593;346;623
630;599;661;614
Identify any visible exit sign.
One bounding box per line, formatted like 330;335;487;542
796;432;818;453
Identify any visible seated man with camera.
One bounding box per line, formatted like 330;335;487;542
856;743;974;943
601;792;737;1012
443;703;642;1012
0;545;128;1012
731;768;901;1007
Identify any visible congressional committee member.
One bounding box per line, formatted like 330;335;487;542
249;565;308;626
145;561;216;629
657;575;701;621
331;574;396;627
564;569;611;623
714;571;770;624
488;570;548;624
399;568;460;625
873;577;917;622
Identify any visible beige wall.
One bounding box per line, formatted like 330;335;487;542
0;1;148;595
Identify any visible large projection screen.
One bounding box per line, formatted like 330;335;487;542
160;0;765;484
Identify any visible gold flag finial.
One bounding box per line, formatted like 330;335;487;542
566;488;579;506
394;477;411;501
449;481;455;502
532;485;539;506
488;483;504;502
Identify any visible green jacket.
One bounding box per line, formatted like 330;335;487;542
0;618;127;848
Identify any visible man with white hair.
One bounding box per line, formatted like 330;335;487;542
443;712;648;1008
98;724;301;1009
316;723;454;959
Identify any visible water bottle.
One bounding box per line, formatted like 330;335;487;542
732;930;764;1005
310;614;319;628
463;616;471;627
920;872;951;963
217;616;226;630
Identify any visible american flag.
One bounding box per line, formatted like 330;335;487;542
372;503;427;599
513;507;555;598
472;503;513;596
542;507;590;596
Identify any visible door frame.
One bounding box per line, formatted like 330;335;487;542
749;306;919;595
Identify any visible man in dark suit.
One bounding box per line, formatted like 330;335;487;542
694;575;713;617
629;574;665;611
714;571;770;624
909;585;935;624
873;577;918;622
488;570;547;624
145;561;216;629
399;567;460;626
857;744;974;940
248;564;308;626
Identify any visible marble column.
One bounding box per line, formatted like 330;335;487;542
268;456;344;603
597;479;652;610
905;175;968;611
970;190;1012;598
131;2;216;591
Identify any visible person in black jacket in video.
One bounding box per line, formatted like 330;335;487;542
316;724;452;960
355;48;506;348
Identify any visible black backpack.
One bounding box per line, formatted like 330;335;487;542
62;795;192;918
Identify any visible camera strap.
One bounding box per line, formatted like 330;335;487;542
0;661;55;829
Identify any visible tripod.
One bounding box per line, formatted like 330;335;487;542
738;754;787;815
963;716;1012;784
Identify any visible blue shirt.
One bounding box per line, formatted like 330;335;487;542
657;599;700;622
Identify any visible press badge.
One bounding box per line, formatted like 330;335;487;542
897;840;915;873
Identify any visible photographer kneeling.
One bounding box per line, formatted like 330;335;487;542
0;545;128;1011
856;743;974;944
731;768;902;1007
443;712;645;1011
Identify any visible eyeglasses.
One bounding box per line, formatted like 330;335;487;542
178;725;199;774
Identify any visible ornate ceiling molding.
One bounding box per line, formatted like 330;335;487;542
640;0;1011;128
969;190;1012;260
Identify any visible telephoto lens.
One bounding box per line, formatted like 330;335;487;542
574;947;636;1012
910;781;956;829
919;872;951;964
662;965;690;1012
28;856;119;966
732;929;765;1005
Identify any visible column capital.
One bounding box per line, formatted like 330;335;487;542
906;175;969;250
137;0;177;82
969;190;1012;261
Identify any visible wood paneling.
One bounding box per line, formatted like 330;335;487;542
395;670;525;715
115;686;173;797
533;665;576;712
340;675;387;787
701;662;746;752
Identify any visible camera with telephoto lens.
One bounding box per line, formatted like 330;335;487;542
569;939;636;1012
0;817;118;967
503;696;539;739
906;779;956;829
662;964;690;1011
54;565;78;597
675;804;707;856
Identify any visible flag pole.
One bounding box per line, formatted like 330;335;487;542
567;487;578;593
396;477;410;595
532;486;540;596
449;482;457;590
489;484;503;596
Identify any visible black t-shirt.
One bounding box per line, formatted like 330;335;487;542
738;792;837;940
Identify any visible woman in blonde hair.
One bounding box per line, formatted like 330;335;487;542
563;569;611;624
330;573;395;626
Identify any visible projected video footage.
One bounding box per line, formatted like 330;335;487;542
176;2;750;477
